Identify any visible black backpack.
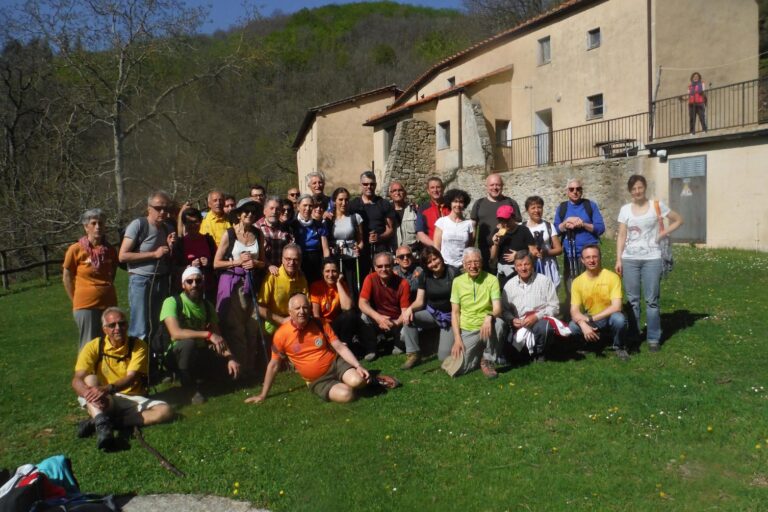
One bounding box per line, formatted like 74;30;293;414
149;294;211;384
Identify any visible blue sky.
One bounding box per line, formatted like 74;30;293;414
191;0;464;33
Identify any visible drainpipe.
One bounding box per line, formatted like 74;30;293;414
457;91;463;169
647;0;653;119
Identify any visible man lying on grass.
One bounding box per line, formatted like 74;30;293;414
244;294;399;404
72;307;173;450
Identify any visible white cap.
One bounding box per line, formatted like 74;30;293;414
181;266;203;283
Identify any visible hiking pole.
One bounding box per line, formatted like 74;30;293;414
246;270;269;369
355;255;361;293
133;427;185;478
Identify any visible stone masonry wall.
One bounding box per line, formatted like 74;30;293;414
382;119;436;194
447;156;649;239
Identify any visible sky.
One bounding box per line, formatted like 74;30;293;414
190;0;464;33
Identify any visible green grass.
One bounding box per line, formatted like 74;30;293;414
1;247;767;511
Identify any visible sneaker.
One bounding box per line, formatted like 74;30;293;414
648;342;660;353
376;375;401;389
191;391;207;405
480;358;498;379
77;418;95;439
400;353;421;370
364;352;377;362
94;415;114;451
391;346;404;356
615;348;630;361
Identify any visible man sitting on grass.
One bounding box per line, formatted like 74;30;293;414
568;244;629;360
72;307;173;450
244;294;399;404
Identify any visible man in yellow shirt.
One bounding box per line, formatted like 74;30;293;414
568;244;629;360
257;244;308;336
200;189;232;246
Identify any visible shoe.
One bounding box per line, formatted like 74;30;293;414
648;342;660;353
400;353;421;370
480;358;498;379
391;346;404;355
77;418;95;438
615;348;630;361
532;354;547;364
376;375;401;389
94;414;114;451
191;391;207;405
364;352;377;362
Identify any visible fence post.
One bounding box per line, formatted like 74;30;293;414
42;245;49;282
741;81;746;126
0;251;7;290
569;127;573;164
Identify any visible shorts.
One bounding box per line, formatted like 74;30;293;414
78;393;167;415
307;357;355;401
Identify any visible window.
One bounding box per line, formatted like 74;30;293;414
538;36;551;65
437;121;451;150
495;120;512;146
446;76;456;88
384;125;396;160
587;94;604;119
587;28;601;50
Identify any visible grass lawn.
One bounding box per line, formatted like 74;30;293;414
1;246;767;511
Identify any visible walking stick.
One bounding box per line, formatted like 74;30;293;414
246;270;269;368
355;255;361;293
133;427;185;478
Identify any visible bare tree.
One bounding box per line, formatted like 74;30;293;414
462;0;559;33
8;0;243;222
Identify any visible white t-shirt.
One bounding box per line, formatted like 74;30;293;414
618;200;670;260
435;216;474;267
526;220;561;287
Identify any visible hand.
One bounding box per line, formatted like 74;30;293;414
614;261;623;276
191;258;201;268
355;366;370;383
376;315;395;331
323;210;334;221
208;333;226;355
268;265;279;276
154;246;170;259
656;230;668;242
227;359;241;380
479;315;493;340
336;273;346;285
522;313;538;329
502;251;515;263
167;232;177;246
512;318;523;329
402;307;413;325
369;232;379;244
240;252;255;270
244;394;266;404
492;234;500;245
82;385;109;408
581;320;600;342
450;339;465;360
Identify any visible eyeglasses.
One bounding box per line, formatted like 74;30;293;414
390;188;405;193
184;278;203;285
361;182;376;187
288;192;300;197
149;205;169;212
242;211;259;217
396;254;412;260
375;264;392;269
568;187;583;192
104;321;127;329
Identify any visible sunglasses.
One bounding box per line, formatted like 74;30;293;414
288;192;300;197
104;321;127;329
361;182;376;187
396;254;412;260
390;188;405;193
149;204;170;212
375;264;392;269
185;278;203;284
568;187;583;192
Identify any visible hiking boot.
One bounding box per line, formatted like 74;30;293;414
648;342;660;353
615;348;630;361
391;346;404;356
363;352;377;362
376;375;401;389
94;414;114;451
77;418;95;438
400;353;421;370
480;358;498;379
191;391;207;405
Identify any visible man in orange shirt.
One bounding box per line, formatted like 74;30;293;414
245;294;397;403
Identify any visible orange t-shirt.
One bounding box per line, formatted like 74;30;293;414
271;320;339;382
62;242;118;310
309;280;348;320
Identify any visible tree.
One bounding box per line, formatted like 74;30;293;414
8;0;243;223
462;0;559;33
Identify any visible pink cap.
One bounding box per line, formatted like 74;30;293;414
496;205;515;219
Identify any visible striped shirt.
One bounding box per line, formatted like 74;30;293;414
501;272;559;321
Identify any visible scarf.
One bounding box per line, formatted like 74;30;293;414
78;236;109;272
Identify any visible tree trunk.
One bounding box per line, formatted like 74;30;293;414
113;120;126;225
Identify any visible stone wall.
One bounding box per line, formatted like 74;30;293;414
381;119;436;194
462;98;494;170
447;156;650;238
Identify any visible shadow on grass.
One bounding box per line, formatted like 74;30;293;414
661;309;710;340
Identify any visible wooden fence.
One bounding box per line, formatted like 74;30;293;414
0;240;74;290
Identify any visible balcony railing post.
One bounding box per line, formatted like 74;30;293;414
742;81;746;126
569;127;573;164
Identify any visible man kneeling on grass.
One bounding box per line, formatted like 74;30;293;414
72;307;173;450
244;294;399;404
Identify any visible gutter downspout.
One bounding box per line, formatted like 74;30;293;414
646;0;653;140
457;91;463;169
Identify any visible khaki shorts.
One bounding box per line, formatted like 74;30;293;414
308;357;355;401
78;393;167;415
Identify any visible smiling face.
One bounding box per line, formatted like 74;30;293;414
102;310;127;347
566;180;583;203
322;262;339;285
425;253;444;275
208;192;224;215
298;198;313;220
335;192;349;214
282;247;301;276
309;176;325;196
629;180;647;202
463;251;482;278
427;179;443;202
526;201;543;224
288;294;311;328
395;248;413;271
374;253;394;281
264;199;280;225
514;255;533;282
223;198;236;214
451;197;465;216
485;174;503;200
581;246;602;271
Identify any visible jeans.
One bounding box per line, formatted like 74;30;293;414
128;273;169;342
622;258;663;343
568;312;627;349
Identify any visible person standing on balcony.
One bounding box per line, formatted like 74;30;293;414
688;72;708;135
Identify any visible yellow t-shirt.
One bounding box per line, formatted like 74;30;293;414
571;268;623;316
200;212;231;246
75;336;148;396
257;266;308;333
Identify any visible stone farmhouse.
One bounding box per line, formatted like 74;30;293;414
293;0;767;250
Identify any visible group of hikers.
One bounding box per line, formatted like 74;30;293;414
63;170;682;450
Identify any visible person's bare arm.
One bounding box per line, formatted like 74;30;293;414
244;358;280;403
213;231;241;270
615;222;627;275
330;338;370;382
337;279;353;311
312;301;322;318
547;234;563;257
359;297;393;330
660;210;684;240
433;226;443;252
417;231;434;247
380;217;395;242
593;298;622;322
118;236;167;264
62;268;75;301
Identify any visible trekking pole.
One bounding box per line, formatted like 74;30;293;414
355;255;361;293
133;427;185;478
245;270;269;368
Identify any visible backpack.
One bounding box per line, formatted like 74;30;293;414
149;294;211;384
116;217;149;271
557;200;593;226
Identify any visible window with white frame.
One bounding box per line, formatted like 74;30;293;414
437;121;451;150
495;120;512;146
538;36;551;65
587;94;604;119
587;28;601;50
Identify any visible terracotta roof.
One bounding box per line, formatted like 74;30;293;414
364;64;514;126
292;85;402;149
392;0;601;107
